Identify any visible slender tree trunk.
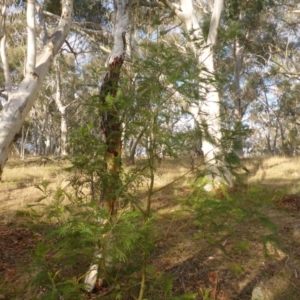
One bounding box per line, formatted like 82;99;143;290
129;129;145;164
60;111;68;156
272;124;278;154
39;100;50;155
84;0;129;292
30;107;38;155
0;4;11;96
54;56;68;156
266;133;272;154
99;0;129;215
233;38;244;157
0;0;73;179
21;124;30;159
20;126;25;159
33;120;38;155
45;115;52;155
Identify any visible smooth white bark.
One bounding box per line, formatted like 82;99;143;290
108;0;129;65
54;56;68;156
165;0;232;187
0;4;12;95
84;252;103;292
207;0;223;45
0;0;73;179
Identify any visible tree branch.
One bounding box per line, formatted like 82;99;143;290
44;10;112;54
0;4;12;95
207;0;223;45
26;0;36;75
0;0;73;179
138;0;165;7
35;0;48;45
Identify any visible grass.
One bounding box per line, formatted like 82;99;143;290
0;155;300;299
0;156;70;220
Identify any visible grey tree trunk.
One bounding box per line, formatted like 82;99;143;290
233;38;244;157
129;130;145;164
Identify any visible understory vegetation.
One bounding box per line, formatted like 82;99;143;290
1;155;300;300
1;1;300;299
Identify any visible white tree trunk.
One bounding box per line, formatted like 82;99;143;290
60;110;68;156
26;0;36;74
54;56;68;156
0;0;73;179
166;0;233;188
0;4;11;96
20;125;30;159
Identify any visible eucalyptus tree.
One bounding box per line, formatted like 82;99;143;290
0;0;73;178
216;0;277;156
238;0;300;155
156;0;233;188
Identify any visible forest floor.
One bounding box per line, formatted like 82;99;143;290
1;156;300;299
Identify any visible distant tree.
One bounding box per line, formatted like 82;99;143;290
0;0;73;179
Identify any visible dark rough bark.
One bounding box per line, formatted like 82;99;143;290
99;42;126;215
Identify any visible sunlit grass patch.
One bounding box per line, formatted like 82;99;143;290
0;157;70;216
247;156;300;188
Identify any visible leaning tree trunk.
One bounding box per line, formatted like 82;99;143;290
98;0;129;215
0;0;73;179
128;129;146;164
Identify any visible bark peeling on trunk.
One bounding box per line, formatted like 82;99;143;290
84;1;129;292
98;0;128;216
99;56;124;216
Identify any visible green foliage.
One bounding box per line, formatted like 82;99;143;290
67;123;106;200
28;183;150;299
225;0;275;21
44;0;109;23
230;262;245;277
43;0;61;15
189;180;278;256
122;40;203;161
28;39;210;298
199;288;215;300
143;270;197;300
30;270;84;300
26;14;279;298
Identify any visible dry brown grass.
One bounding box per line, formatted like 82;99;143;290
245;156;300;192
1;155;300;299
0;157;70;220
